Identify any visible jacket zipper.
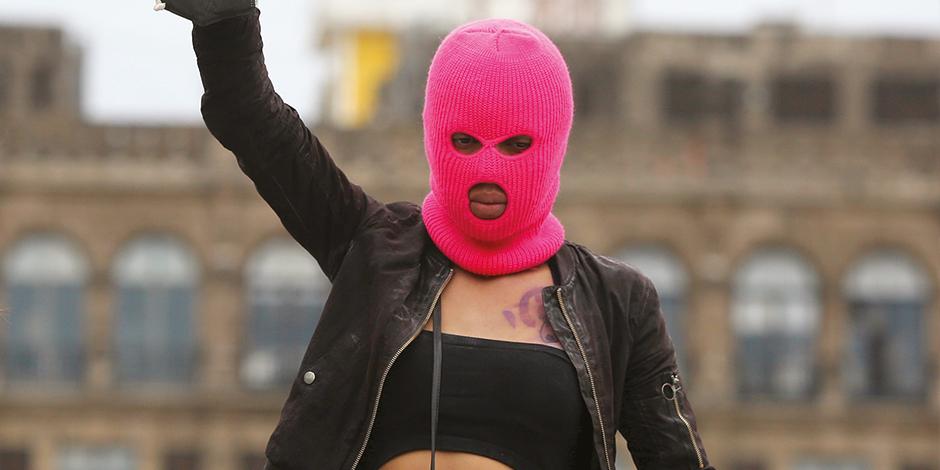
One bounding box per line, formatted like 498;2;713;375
663;371;704;468
555;288;612;470
350;268;455;470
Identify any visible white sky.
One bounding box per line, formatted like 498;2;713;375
0;0;937;125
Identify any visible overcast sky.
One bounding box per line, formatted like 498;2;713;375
1;0;938;125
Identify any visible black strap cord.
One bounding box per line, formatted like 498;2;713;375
430;299;443;469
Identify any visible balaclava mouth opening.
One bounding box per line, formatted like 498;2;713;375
420;18;574;276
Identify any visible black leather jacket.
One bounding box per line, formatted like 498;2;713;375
192;10;716;470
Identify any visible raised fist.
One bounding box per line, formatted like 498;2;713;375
153;0;257;27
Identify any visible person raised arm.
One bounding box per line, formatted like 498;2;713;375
153;1;380;280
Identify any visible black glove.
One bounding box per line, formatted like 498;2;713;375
153;0;257;27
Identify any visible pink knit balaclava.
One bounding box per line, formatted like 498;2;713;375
420;18;574;276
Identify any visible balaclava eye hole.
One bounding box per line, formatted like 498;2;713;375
451;132;483;155
496;135;534;156
451;133;536;157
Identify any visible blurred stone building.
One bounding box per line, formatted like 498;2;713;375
316;0;632;128
0;14;939;470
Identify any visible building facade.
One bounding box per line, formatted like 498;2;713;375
0;18;938;470
316;0;632;127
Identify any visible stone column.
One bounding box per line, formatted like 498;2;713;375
818;282;846;411
86;268;113;393
692;200;734;406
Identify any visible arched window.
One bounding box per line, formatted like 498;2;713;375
732;247;820;400
615;244;689;377
112;234;199;385
2;232;88;385
241;238;329;389
843;248;931;400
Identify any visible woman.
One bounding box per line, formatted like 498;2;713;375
152;1;717;469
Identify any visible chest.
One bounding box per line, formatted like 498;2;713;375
420;265;562;350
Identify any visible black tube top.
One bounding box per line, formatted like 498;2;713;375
358;329;594;470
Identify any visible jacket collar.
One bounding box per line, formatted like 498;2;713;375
550;241;578;288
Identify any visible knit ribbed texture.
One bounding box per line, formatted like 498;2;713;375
421;18;574;276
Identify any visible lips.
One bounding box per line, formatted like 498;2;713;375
468;183;507;219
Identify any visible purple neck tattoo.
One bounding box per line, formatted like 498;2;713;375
501;287;560;345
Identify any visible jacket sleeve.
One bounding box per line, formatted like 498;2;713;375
618;274;717;470
192;8;379;281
